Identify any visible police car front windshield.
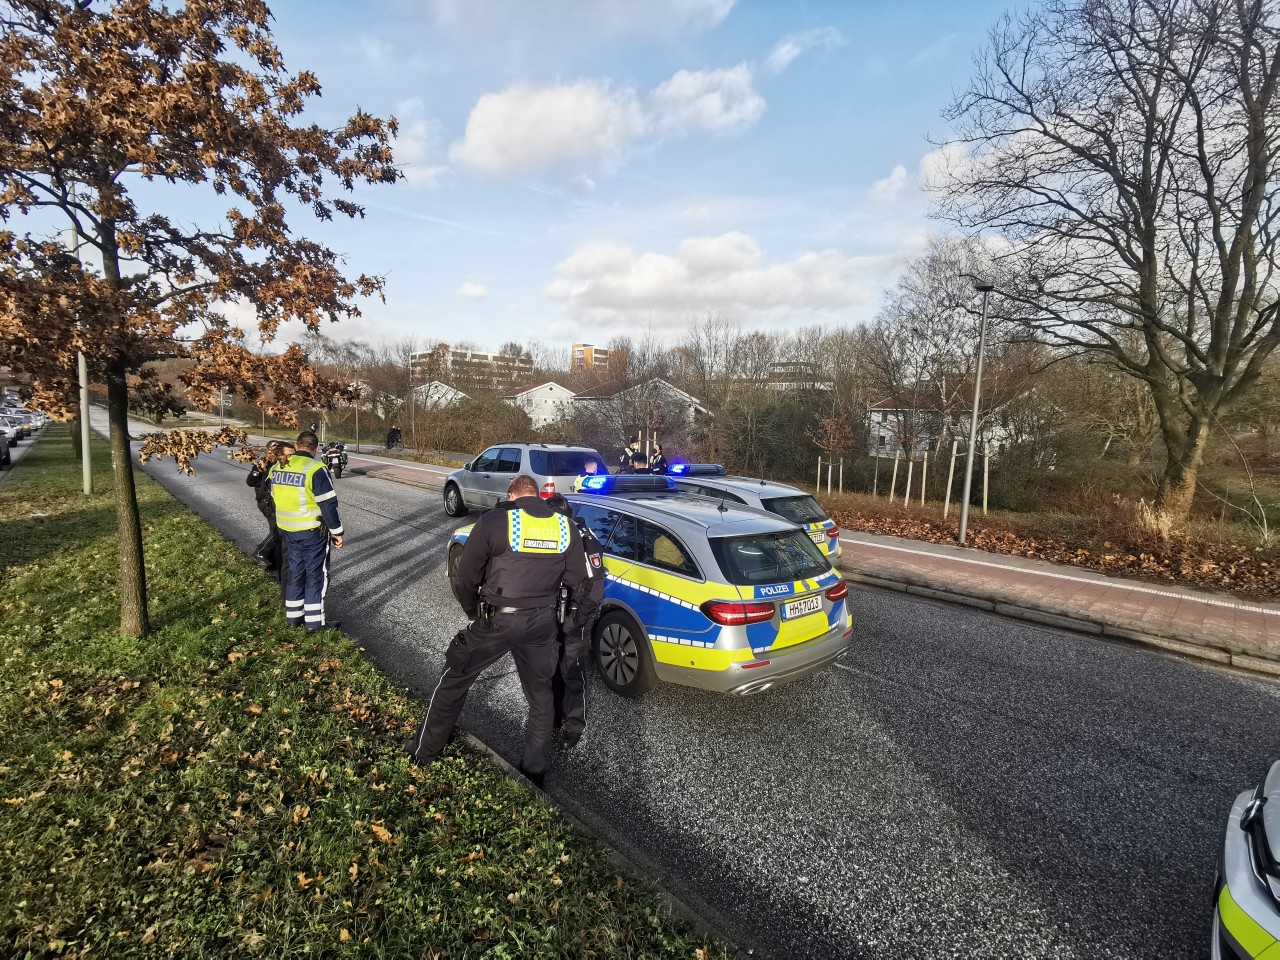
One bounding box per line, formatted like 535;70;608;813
709;530;829;586
761;495;827;525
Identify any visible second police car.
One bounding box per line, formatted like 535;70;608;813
446;474;853;697
667;463;843;561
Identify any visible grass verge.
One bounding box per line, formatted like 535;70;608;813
0;426;728;958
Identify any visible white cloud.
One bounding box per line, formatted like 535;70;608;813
764;27;845;75
422;0;735;39
456;282;487;300
393;99;449;188
452;66;765;176
671;205;714;223
546;231;910;327
359;35;392;63
648;64;764;136
871;164;909;201
450;82;645;175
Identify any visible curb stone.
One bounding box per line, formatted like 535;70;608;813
843;568;1280;681
458;732;760;959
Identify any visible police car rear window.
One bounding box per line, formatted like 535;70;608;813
709;530;828;586
528;449;607;476
761;495;828;524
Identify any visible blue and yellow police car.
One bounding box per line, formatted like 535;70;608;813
1214;759;1280;959
446;474;853;697
666;464;843;561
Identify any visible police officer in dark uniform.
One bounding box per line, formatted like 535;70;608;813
545;494;606;747
404;475;592;786
619;436;641;472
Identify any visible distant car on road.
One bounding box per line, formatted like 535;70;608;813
668;464;843;561
446;473;853;697
442;442;607;517
1214;759;1280;959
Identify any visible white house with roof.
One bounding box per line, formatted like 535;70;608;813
503;381;575;428
412;380;468;410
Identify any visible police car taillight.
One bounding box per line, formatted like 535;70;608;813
540;481;555;498
825;581;848;602
701;600;775;626
826;526;840;538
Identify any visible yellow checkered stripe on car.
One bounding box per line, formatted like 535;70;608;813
1219;884;1279;958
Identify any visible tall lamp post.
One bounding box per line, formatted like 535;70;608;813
958;282;994;545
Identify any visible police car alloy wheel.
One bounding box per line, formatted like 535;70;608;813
443;483;468;517
593;610;654;698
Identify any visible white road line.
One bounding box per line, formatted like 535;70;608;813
839;536;1280;617
346;454;451;476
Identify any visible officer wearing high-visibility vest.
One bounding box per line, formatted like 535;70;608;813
570;456;603;492
268;431;344;631
404;474;591;786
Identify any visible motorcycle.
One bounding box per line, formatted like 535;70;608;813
324;442;348;479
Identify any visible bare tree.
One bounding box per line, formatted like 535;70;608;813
936;0;1280;523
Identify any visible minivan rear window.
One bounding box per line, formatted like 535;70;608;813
761;495;828;525
528;449;607;476
709;530;829;585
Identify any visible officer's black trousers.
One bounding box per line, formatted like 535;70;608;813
552;621;591;737
407;607;559;776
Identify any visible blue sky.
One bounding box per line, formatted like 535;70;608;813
242;0;1015;353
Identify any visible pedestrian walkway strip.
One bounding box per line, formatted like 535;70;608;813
841;537;1280;617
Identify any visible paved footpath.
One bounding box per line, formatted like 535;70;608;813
838;530;1280;677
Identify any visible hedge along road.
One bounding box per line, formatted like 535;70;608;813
118;432;1280;959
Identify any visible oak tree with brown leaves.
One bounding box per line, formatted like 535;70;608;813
0;0;398;636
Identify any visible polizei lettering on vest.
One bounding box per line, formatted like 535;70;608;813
273;472;306;487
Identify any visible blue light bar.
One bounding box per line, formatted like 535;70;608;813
577;474;675;494
668;463;725;476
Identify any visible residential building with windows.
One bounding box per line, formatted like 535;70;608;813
410;346;534;391
570;343;627;374
503;381;575;428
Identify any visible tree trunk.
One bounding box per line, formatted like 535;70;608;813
1153;418;1209;523
107;368;150;638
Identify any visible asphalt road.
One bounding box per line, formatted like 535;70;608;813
123;436;1280;959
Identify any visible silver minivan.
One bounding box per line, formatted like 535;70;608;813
442;442;607;516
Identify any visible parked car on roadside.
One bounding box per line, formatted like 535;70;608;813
0;429;10;466
442;442;608;517
446;473;853;698
1214;760;1280;959
0;414;27;441
668;464;843;561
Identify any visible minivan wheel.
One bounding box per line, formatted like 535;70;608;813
444;483;467;517
593;610;655;698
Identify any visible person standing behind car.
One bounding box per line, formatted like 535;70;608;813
269;431;344;631
545;494;605;747
404;475;591;786
648;441;669;475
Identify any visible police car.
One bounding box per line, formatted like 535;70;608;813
1214;760;1280;959
667;464;842;560
445;474;853;698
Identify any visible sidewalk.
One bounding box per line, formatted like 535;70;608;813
837;530;1280;677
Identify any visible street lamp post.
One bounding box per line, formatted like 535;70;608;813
958;282;994;545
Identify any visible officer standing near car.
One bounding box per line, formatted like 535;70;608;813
545;494;605;747
269;431;344;631
404;475;592;786
619;436;641;472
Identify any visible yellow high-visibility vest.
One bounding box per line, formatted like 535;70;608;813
270;454;325;532
507;510;571;554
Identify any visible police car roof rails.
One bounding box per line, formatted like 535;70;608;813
668;463;725;476
577;474;675;494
